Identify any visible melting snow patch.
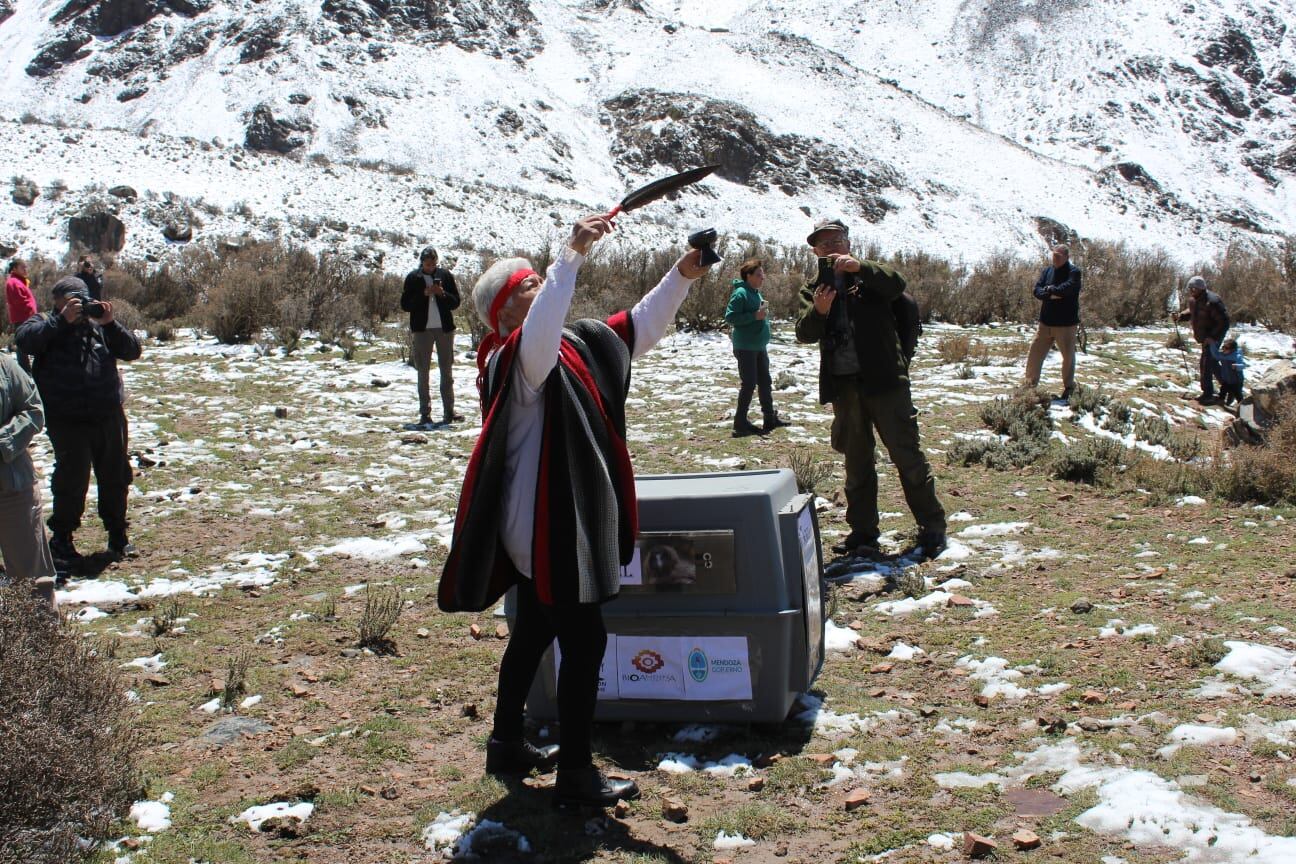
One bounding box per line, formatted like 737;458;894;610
124;654;166;673
129;793;174;832
672;724;721;743
657;753;753;776
423;811;474;854
958;521;1030;537
198;698;221;713
887;642;925;660
1098;620;1158;639
240;694;262;709
927;833;957;850
714;831;756;849
1216;642;1296;697
456;819;531;856
317;535;427;561
1158;725;1238;758
825;619;861;652
73;606;110;622
232;802;314;832
1176;495;1207;507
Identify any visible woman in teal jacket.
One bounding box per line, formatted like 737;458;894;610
725;259;787;437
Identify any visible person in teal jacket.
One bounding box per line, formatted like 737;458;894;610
725;258;788;437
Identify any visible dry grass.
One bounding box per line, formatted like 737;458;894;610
0;590;140;864
358;586;403;653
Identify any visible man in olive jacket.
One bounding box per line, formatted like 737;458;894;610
400;246;462;426
794;219;946;560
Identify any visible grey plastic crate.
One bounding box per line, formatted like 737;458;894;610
509;469;826;724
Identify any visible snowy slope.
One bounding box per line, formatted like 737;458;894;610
0;0;1292;269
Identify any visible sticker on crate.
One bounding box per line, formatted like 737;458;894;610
615;636;687;699
554;636;754;701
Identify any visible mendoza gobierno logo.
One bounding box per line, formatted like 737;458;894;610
687;647;709;683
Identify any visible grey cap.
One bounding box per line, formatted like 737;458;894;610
806;218;848;246
51;276;88;297
419;246;438;261
1186;275;1208;291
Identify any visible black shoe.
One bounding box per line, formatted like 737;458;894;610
49;533;82;564
762;415;790;432
554;767;640;807
444;413;465;424
418;414;433;427
830;536;881;557
732;420;764;438
108;534;138;560
485;738;560;775
1057;386;1075;401
910;534;947;561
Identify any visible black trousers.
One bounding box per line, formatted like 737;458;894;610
1198;338;1227;398
493;579;607;770
45;410;132;537
734;348;774;427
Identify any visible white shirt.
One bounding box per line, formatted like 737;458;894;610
422;273;443;330
497;244;695;578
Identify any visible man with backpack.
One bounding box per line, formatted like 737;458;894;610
1023;244;1083;400
795;218;946;561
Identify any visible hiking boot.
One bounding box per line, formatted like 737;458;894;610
485;737;560;775
762;415;790;432
831;536;882;557
418;414;433;427
108;533;139;560
732;420;764;438
1195;395;1221;406
49;533;82;565
443;413;465;424
910;534;948;561
554;767;639;808
1057;386;1075;401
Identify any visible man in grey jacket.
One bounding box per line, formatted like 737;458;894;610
0;352;56;605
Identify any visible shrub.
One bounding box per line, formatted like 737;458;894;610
1101;401;1133;434
221;650;252;711
1209;395;1296;504
936;334;989;365
1051;437;1127;484
789;450;833;495
0;590;140;863
979;390;1053;438
358;586;402;653
1067;384;1109;415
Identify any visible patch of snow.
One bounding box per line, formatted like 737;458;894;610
129;793;174;832
232;802;314;832
825;619;861;652
714;831;756;849
1216;642;1296;697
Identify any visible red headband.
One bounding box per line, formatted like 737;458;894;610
489;268;538;334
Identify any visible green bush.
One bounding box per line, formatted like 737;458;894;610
1051;437;1127;484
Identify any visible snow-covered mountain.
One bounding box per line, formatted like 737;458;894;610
1;0;1293;270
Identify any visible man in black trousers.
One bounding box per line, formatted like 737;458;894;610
400;246;462;427
16;276;141;565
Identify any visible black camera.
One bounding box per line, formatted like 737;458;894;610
687;227;721;266
67;290;106;319
816;256;857;294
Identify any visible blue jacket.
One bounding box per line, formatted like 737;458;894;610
1034;263;1081;327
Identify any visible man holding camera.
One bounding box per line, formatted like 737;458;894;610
795;219;946;561
400;246;463;427
16;276;141;565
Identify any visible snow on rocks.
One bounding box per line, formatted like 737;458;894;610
1215;642;1296;697
1098;620;1159;639
232;801;315;833
824;619;861;652
129;793;174;832
714;831;757;849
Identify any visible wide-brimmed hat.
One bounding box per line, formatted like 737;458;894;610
806;218;848;246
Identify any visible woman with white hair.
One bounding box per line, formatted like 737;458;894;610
438;215;712;806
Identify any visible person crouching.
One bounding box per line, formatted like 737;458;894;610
437;216;713;807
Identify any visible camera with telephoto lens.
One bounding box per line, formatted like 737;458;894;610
67;290;106;320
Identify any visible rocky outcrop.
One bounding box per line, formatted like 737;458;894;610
245;104;312;154
11;178;40;207
1034;217;1077;248
29;0;210;76
0;1;14;26
602;89;900;222
319;0;543;60
68;212;127;254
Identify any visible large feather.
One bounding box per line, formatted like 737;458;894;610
607;165;720;217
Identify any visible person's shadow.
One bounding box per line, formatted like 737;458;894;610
457;710;817;862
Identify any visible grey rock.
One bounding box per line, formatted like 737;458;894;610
162;221;193;242
201;715;271;746
245;103;312;154
11;178;39;206
1070;599;1093;614
68;212;127;254
109;185;138;200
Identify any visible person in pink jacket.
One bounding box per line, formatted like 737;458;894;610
5;259;37;373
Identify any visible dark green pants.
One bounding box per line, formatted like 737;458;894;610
830;377;945;543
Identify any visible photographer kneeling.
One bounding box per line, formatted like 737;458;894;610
16;277;141;566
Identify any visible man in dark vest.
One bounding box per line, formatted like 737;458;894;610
400;246;462;427
438;215;712;807
794;218;946;561
1024;244;1082;399
1175;275;1230;406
